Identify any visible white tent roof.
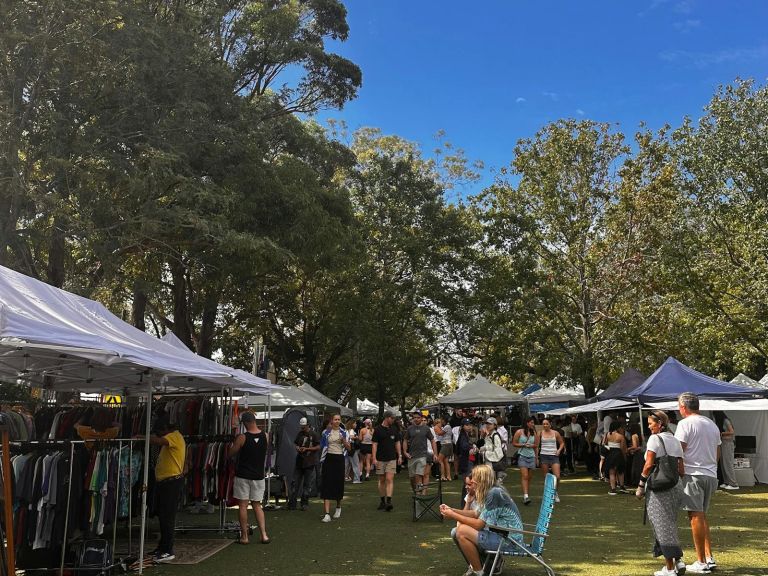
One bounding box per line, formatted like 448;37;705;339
0;265;276;393
545;398;636;416
730;373;765;388
240;386;321;408
760;374;768;387
527;387;585;404
438;375;525;407
297;383;353;417
647;398;768;412
357;398;379;415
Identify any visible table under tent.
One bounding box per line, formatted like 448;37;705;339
0;265;277;575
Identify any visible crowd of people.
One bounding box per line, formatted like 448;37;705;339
132;393;742;573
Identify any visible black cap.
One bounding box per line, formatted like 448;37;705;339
461;418;472;425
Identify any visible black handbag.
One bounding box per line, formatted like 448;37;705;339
647;435;679;492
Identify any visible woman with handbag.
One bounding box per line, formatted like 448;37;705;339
636;411;686;576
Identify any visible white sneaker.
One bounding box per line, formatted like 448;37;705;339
676;559;686;574
654;567;676;576
723;484;738;490
686;561;711;573
333;508;342;519
321;514;332;523
705;556;717;569
719;483;728;489
554;493;560;503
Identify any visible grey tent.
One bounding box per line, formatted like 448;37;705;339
438;375;525;407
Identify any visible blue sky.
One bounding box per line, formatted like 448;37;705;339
319;0;768;194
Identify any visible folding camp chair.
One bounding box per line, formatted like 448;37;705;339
412;475;443;522
483;472;558;576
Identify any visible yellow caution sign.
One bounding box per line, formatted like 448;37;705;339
103;395;123;405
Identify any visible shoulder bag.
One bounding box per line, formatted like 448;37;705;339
647;434;679;492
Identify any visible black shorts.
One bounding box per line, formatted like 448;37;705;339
360;444;372;455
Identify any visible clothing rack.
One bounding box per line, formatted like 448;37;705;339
175;434;241;538
6;437;146;575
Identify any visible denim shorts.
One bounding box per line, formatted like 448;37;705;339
476;529;519;554
517;455;536;469
539;454;559;466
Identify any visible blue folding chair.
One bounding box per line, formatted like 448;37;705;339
483;472;558;576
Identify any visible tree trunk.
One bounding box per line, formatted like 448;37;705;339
197;286;221;358
47;216;66;287
170;258;194;349
132;283;147;331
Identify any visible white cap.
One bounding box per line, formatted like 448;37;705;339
299;417;308;426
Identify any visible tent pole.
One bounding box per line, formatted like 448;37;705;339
637;399;645;443
2;426;16;576
266;387;272;505
138;376;153;575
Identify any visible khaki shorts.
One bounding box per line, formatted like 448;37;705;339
233;476;265;502
375;459;397;475
407;456;427;477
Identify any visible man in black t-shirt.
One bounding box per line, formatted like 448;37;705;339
289;417;320;511
372;410;402;511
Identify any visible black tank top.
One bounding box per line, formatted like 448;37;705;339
236;430;267;480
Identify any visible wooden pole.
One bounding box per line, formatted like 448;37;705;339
1;426;16;576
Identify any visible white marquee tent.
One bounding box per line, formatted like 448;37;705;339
0;265;278;572
648;398;768;484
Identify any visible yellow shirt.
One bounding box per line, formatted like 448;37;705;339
156;430;186;481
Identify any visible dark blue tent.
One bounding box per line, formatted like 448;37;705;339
593;368;646;401
622;357;768;402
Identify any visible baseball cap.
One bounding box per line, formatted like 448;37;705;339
240;411;256;424
485;417;497;425
299;417;308;426
461;418;472;425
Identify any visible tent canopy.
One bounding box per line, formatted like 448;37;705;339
525;387;585;405
621;357;767;402
297;383;353;417
0;265;275;393
438;375;525;407
730;373;766;389
241;386;320;408
595;368;646;400
546;398;635;416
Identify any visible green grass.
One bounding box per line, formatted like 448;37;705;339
149;471;768;576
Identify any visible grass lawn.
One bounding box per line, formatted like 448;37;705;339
149;470;768;576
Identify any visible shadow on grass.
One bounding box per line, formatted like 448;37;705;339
148;471;768;576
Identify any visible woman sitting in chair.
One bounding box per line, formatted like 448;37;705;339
441;464;524;576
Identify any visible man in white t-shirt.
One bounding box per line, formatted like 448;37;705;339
675;392;721;573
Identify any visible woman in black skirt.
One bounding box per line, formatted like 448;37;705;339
605;421;628;495
320;413;351;522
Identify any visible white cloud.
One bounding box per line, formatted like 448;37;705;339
674;19;701;32
576;109;585;116
542;91;559;101
515;97;526;103
659;44;768;68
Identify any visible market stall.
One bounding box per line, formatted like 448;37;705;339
0;265;277;574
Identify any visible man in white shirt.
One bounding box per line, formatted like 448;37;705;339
675;392;721;573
